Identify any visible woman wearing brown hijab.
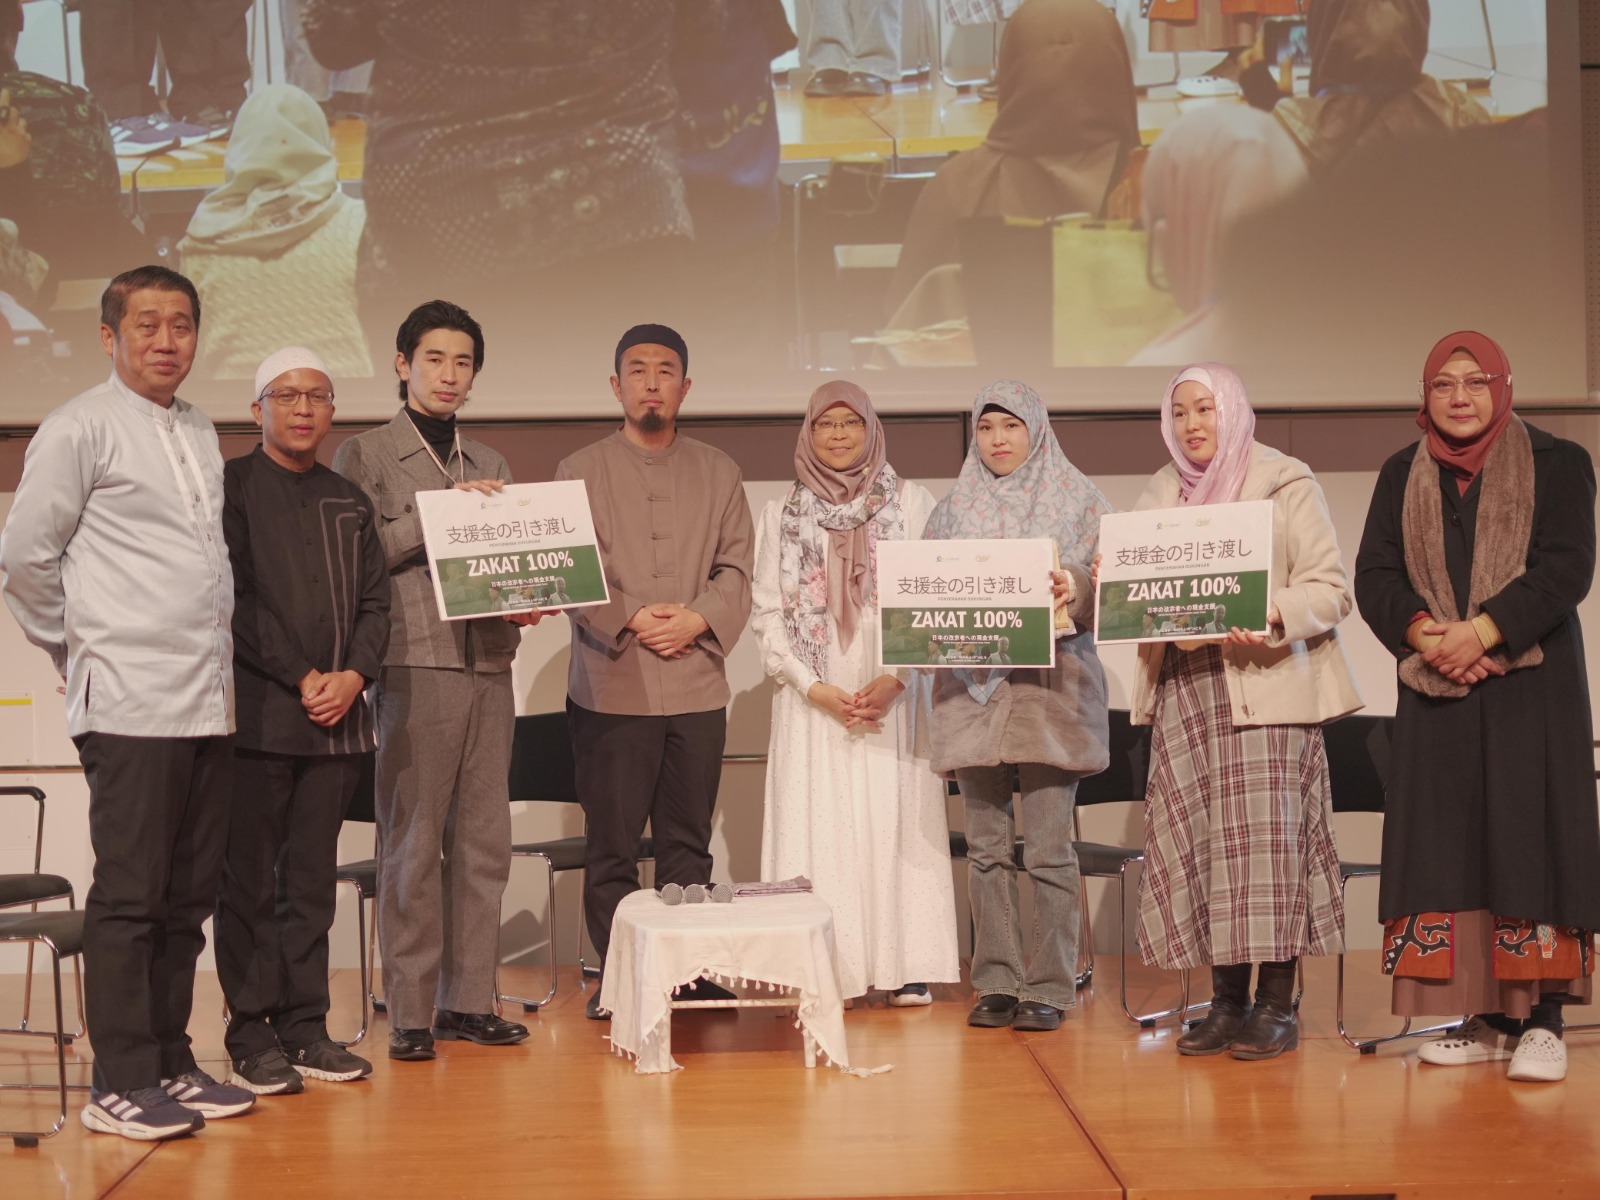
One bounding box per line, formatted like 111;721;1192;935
887;0;1140;314
752;380;959;1007
1273;0;1491;177
1355;331;1600;1084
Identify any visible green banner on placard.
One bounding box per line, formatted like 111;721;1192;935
435;545;607;618
1095;571;1271;643
880;606;1055;667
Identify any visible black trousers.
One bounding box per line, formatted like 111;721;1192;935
79;0;252;120
75;733;233;1093
567;701;725;963
214;749;363;1059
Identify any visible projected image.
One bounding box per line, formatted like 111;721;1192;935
0;0;1570;420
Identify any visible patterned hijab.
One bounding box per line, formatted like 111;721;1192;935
926;379;1110;565
791;380;891;651
1159;363;1257;506
1416;330;1514;492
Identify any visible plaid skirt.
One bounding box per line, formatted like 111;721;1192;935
1136;645;1345;970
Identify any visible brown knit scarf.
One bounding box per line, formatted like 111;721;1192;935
1399;415;1542;698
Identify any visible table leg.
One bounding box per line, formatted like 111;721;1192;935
802;1027;817;1069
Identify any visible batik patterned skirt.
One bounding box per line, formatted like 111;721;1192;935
1136;645;1345;970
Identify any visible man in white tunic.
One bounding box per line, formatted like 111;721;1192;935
0;266;256;1139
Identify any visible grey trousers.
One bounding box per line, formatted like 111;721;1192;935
955;763;1083;1010
374;665;513;1029
806;0;903;80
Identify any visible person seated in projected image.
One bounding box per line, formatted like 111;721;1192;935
1273;0;1491;179
886;0;1140;319
669;1;794;368
303;1;697;382
0;0;150;287
179;84;372;382
1126;104;1308;368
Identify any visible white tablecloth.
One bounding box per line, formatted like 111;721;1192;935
600;890;886;1076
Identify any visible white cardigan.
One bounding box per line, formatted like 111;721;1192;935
1128;442;1363;728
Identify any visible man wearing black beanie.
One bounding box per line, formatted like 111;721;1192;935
557;324;754;1019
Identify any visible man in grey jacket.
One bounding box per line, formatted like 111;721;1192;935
0;265;256;1140
332;299;536;1062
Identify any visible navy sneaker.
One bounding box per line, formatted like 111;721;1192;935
81;1086;203;1140
162;1069;256;1118
109;114;179;156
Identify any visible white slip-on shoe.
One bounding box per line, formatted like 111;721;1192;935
1415;1016;1519;1065
1506;1027;1567;1082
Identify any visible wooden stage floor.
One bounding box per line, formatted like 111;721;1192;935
2;951;1597;1199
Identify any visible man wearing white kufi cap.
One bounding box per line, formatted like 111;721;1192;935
213;345;391;1095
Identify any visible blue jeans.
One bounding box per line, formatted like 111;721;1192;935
956;763;1082;1010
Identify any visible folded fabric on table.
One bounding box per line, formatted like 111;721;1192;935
732;876;813;897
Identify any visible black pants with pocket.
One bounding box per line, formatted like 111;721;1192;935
75;732;233;1092
214;748;363;1060
567;701;726;964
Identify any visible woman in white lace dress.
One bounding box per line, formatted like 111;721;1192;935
753;380;960;1005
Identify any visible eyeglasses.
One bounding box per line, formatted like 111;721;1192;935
812;417;866;433
259;387;335;408
1424;374;1500;400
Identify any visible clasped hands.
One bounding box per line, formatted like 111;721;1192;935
808;674;905;731
628;602;708;659
1409;618;1505;686
299;668;365;727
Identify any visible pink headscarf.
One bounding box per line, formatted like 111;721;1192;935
1159;363;1256;506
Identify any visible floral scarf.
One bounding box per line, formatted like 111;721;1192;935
778;465;905;683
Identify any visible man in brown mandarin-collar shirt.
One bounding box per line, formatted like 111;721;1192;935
556;324;754;1018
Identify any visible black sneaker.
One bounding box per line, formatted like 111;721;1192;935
81;1086;203;1140
229;1047;305;1095
388;1028;435;1061
161;1070;256;1118
585;989;611;1021
287;1038;372;1082
431;1010;529;1045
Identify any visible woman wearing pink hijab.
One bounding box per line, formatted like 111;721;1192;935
751;380;960;1006
1125;363;1361;1059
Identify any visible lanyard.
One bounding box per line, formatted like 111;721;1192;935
412;419;463;486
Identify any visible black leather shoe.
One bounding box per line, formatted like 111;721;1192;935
966;993;1018;1028
1012;1001;1064;1032
585;989;611;1021
804;68;850;97
430;1010;529;1045
388;1028;435;1061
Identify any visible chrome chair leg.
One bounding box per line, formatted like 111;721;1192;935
498;852;558;1013
1116;857;1207;1028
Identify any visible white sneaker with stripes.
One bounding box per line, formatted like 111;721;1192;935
162;1070;257;1118
81;1086;203;1140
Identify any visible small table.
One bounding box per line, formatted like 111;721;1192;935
600;890;858;1075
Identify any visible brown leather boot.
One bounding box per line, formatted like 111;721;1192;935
1176;964;1252;1056
1231;959;1299;1060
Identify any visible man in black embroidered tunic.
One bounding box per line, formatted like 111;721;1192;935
215;346;390;1095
